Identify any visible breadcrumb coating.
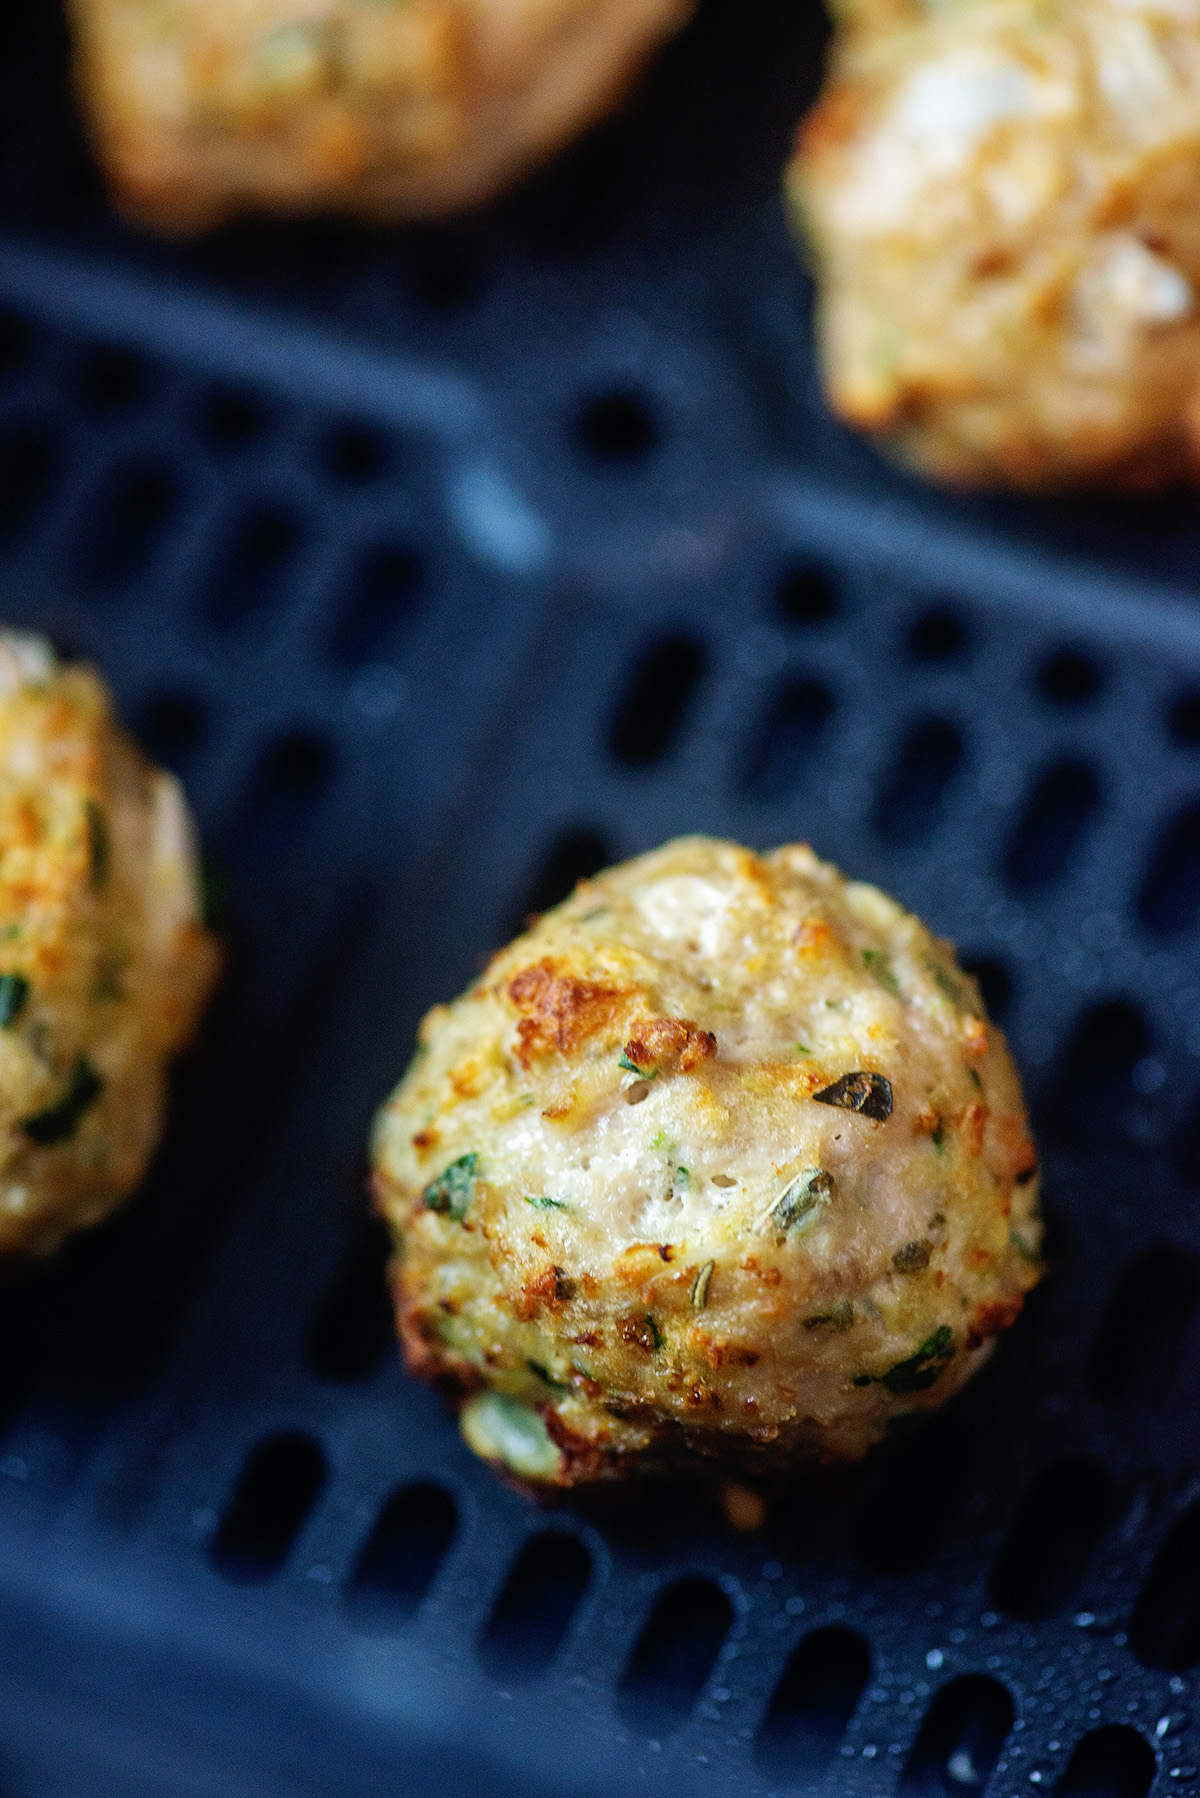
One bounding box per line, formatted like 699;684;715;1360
0;633;218;1256
791;0;1200;490
70;0;695;229
372;836;1041;1489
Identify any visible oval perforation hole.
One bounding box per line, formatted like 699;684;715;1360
1057;1727;1156;1798
873;718;964;846
0;428;56;545
776;563;838;626
1132;1501;1200;1669
1088;1245;1200;1404
201;386;268;448
513;827;614;934
478;1530;591;1680
991;1458;1114;1620
609;634;706;768
898;1675;1014;1798
74;465;175;591
322;421;389;483
619;1577;731;1734
755;1625;871;1784
76;345;148;412
854;1416;972;1573
238;731;334;857
1169;691;1200;749
576;390;659;462
133;690;208;775
346;1482;457;1630
1050;1000;1154;1148
204;503;299;628
1003;761;1102;893
328;544;422;670
307;1216;395;1383
1037;649;1103;705
743;676;833;801
1139;802;1200;936
958;954;1013;1024
211;1432;326;1584
908;605;969;662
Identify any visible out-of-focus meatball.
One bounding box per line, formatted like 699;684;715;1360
372;837;1041;1490
0;632;218;1257
790;0;1200;490
68;0;695;230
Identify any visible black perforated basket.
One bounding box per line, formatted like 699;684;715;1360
1;2;1200;1795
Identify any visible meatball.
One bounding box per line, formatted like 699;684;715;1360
372;837;1041;1489
0;632;219;1257
789;0;1200;490
68;0;695;230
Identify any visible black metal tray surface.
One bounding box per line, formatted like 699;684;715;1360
1;2;1200;1795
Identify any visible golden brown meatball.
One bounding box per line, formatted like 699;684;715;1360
372;836;1041;1490
790;0;1200;490
68;0;696;230
0;632;218;1257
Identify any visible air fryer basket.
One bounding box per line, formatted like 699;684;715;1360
0;1;1198;1795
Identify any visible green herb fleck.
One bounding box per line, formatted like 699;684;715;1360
881;1325;954;1395
423;1152;478;1220
931;1120;946;1153
763;1167;834;1235
813;1071;893;1121
892;1240;932;1274
85;800;110;893
1010;1226;1042;1266
862;949;901;998
794;1042;811;1056
578;905;610;923
673;1166;690;1192
0;973;29;1028
619;1051;654;1076
650;1130;674;1153
969;1068;982;1090
524;1193;568;1210
22;1055;104;1145
927;960;965;1006
804;1298;854;1332
527;1359;570;1393
691;1260;714;1311
647;1314;664;1352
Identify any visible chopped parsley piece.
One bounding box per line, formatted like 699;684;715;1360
673;1166;690;1192
927;960;965;1006
85;800;110;893
814;1070;893;1121
22;1056;104;1145
1010;1226;1042;1266
619;1051;654;1076
527;1359;570;1393
650;1130;674;1152
647;1314;664;1353
765;1167;834;1234
931;1121;946;1153
524;1193;568;1210
804;1298;854;1333
969;1068;982;1090
0;973;29;1028
691;1260;714;1310
422;1152;478;1220
794;1042;811;1056
862;949;901;998
892;1240;932;1274
882;1325;954;1395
